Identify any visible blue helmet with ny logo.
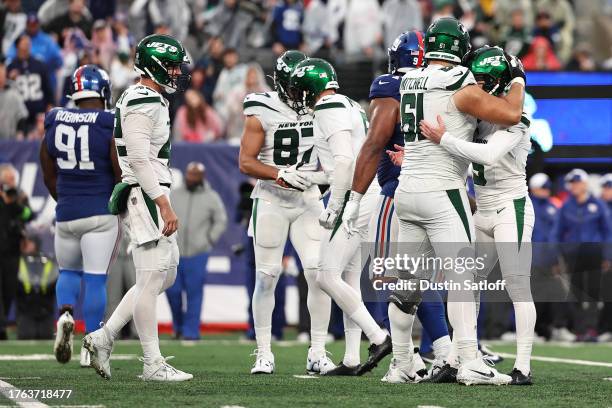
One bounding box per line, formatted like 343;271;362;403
388;31;425;74
70;64;112;109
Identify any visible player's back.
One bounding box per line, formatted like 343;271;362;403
398;64;477;193
369;73;404;197
473;117;531;209
44;107;115;222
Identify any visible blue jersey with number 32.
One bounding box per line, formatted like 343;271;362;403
44;108;115;222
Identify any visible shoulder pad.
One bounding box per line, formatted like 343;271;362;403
443;65;476;91
243;92;282;115
44;107;61;130
369;74;402;101
120;85;164;108
314;93;348;112
98;110;115;128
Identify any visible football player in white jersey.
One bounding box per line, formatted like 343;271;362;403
238;51;334;375
289;58;392;376
83;34;193;382
419;46;535;385
344;17;527;385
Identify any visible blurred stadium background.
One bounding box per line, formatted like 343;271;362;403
0;0;610;343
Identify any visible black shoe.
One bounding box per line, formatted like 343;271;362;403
426;363;458;383
355;335;392;376
509;368;533;385
322;362;360;376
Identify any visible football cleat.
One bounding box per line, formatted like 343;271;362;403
509;368;533;385
80;346;91;367
306;348;336;375
250;349;275;374
140;356;193;382
355;335;392;375
53;311;74;364
381;356;427;384
457;357;512;386
322;362;360;376
426;362;458;383
480;344;504;364
82;326;114;380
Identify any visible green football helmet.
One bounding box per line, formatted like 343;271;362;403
274;50;307;108
288;58;339;115
424;17;471;63
464;45;511;96
134;34;191;94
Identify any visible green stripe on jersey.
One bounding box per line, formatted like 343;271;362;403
158;140;171;159
114;108;122;139
330;191;350;241
520;115;531;127
513;196;526;250
445;69;471;91
142;192;159;228
243;101;279;112
446;189;472;243
126;96;162;107
315;102;345;111
116;145;127;156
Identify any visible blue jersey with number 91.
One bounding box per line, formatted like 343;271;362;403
44;107;115;222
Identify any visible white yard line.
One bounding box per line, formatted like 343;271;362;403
0;379;49;408
0;354;136;361
496;352;612;368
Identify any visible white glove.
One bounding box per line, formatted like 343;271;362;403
319;198;343;229
285;163;329;186
342;191;363;236
277;167;311;191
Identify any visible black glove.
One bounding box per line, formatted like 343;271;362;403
504;52;526;84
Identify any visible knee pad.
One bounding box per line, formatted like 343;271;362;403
255;270;278;294
303;267;318;285
505;275;533;302
388;278;422;315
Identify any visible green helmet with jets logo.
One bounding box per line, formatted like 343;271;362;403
274;50;307;107
288;58;339;115
464;45;511;96
424;17;471;63
134;34;191;94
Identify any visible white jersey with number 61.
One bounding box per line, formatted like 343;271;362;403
397;64;477;193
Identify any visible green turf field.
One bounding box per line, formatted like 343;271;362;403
1;337;611;408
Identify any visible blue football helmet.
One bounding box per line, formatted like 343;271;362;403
70;65;112;109
388;31;425;74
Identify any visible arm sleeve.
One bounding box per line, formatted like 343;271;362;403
122;112;164;200
327;129;354;203
440;126;524;166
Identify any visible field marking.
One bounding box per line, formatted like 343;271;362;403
293;375;319;379
0;377;41;380
0;378;49;408
497;352;612;368
0;354;136;362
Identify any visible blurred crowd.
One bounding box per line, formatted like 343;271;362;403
1;0;611;144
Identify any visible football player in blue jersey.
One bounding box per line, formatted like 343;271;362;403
40;65;121;366
341;31;453;383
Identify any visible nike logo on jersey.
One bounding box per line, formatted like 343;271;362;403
470;369;495;378
496;207;506;214
379;80;390;85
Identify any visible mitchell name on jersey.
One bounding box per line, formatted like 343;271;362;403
243;91;318;206
114;84;172;188
398;64;477;193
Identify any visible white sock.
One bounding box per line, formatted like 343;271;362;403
388;302;414;362
446;338;459;367
343;314;361;366
513;301;536;374
106;285;136;340
447;301;478;362
432;335;452;362
304;267;330;355
252;271;279;355
349;305;386;345
133;269;165;364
